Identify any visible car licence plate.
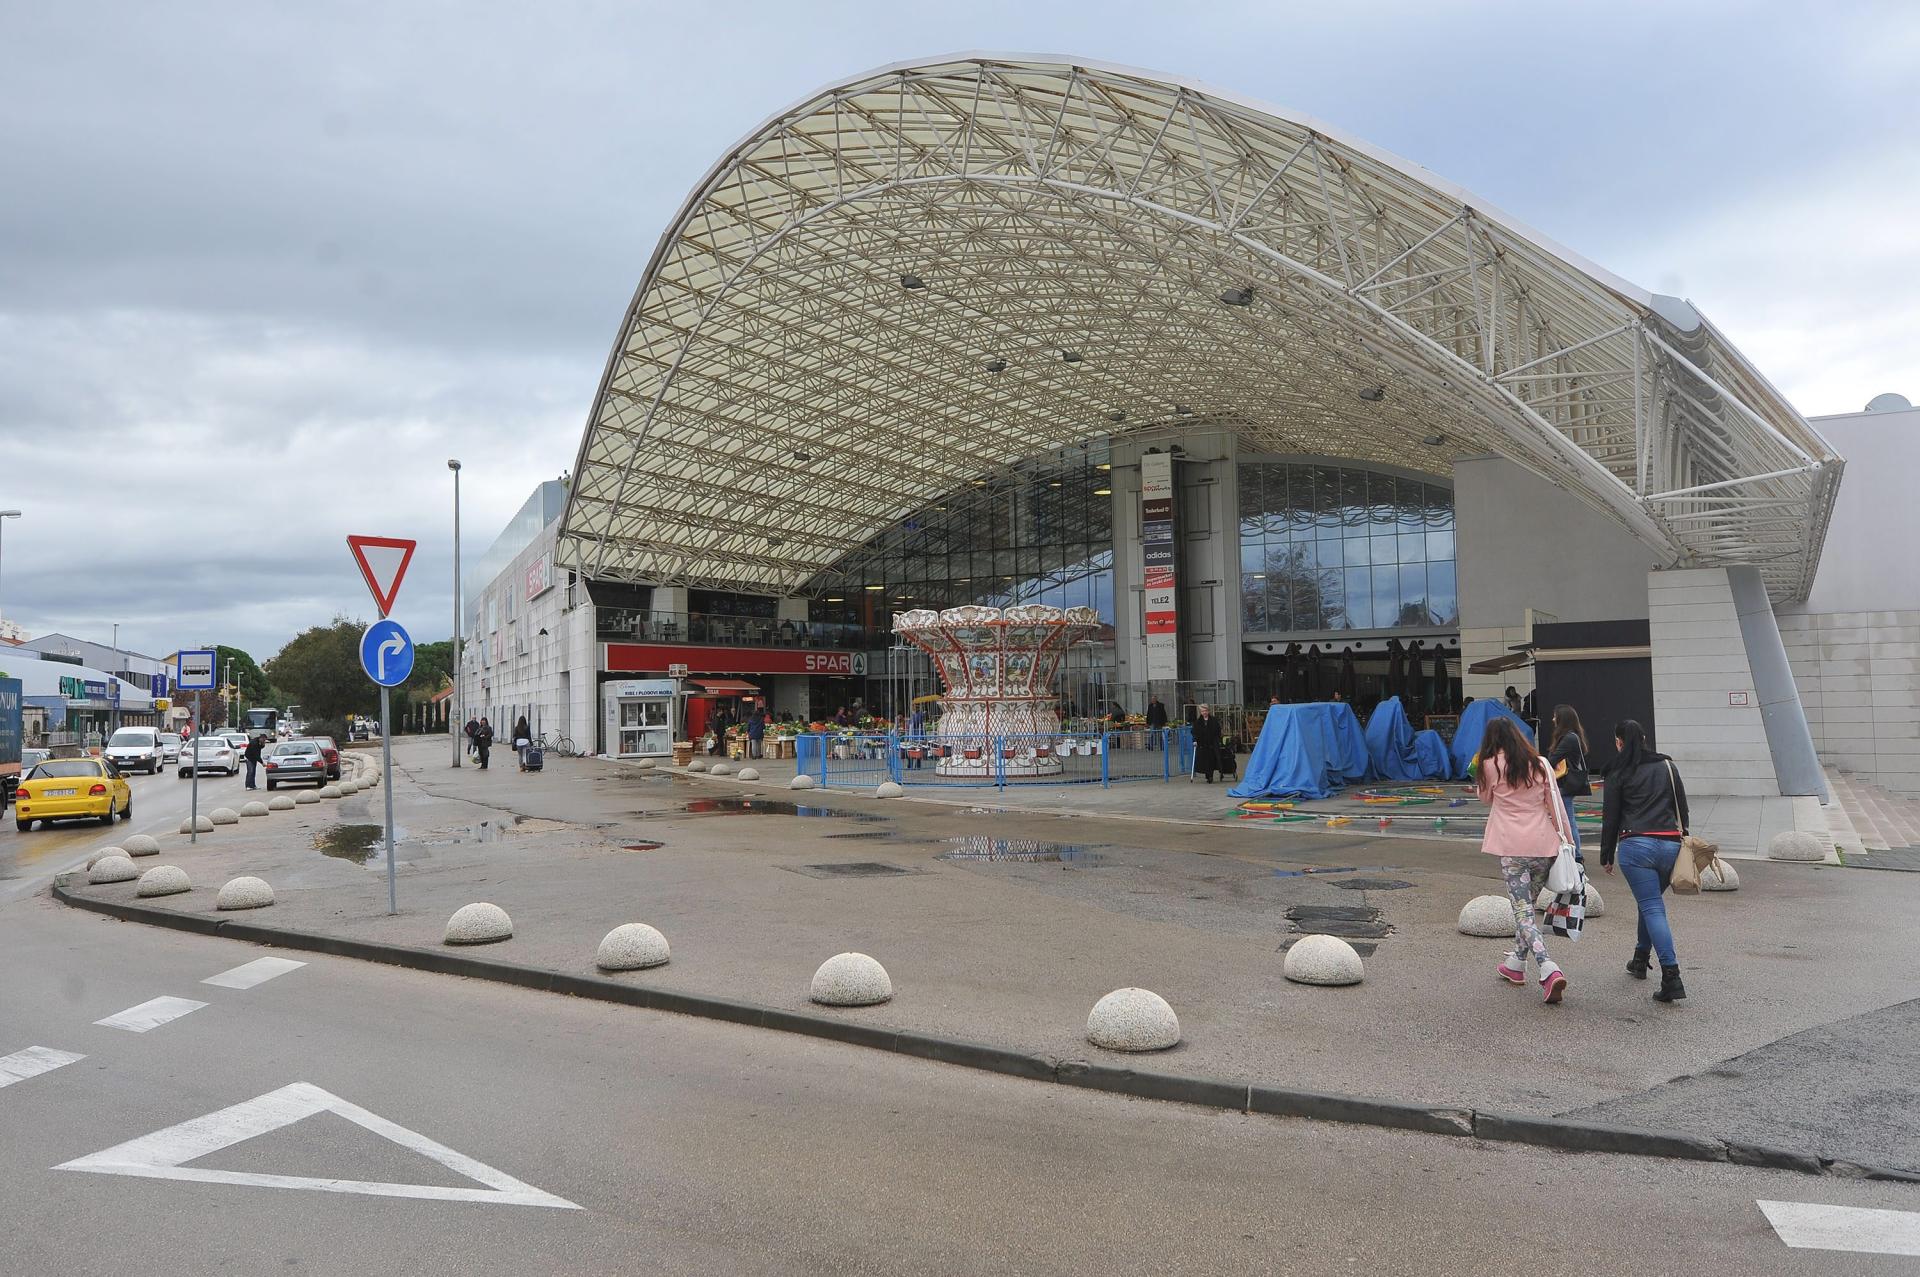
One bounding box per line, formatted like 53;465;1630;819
46;788;76;796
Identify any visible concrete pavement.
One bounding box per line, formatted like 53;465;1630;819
5;896;1918;1275
48;736;1920;1175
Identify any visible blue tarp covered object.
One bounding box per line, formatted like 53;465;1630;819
1449;699;1535;779
1229;702;1371;800
1363;695;1452;781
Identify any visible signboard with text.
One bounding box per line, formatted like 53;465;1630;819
524;551;555;603
605;644;855;676
1140;452;1179;680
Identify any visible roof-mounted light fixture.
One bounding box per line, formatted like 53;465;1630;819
1093;485;1112;496
1219;287;1254;307
863;584;885;591
792;450;811;462
984;358;1007;373
1107;410;1126;423
1358;386;1386;402
1174;405;1194;417
1061;350;1083;364
900;274;925;290
1422;432;1447;447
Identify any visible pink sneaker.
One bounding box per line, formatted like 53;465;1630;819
1497;954;1526;985
1541;967;1568;1004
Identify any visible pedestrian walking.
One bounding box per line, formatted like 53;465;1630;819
1599;720;1691;1003
1473;715;1572;1004
1191;704;1224;783
905;705;926;769
475;717;494;770
747;704;766;760
1544;704;1592;862
512;715;532;771
464;715;479;759
1145;696;1168;730
243;731;265;790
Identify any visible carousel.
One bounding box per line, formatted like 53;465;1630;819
891;604;1103;776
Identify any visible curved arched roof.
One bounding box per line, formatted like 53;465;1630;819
560;53;1841;601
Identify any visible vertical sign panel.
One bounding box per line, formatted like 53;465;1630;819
1141;452;1179;681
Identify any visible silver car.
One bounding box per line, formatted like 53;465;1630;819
158;733;184;764
178;736;238;777
264;740;327;789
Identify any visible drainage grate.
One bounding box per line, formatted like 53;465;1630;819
822;831;894;840
793;861;914;878
621;840;664;852
1285;903;1393;939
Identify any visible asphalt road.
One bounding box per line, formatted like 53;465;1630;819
1;760;253;903
4;896;1919;1274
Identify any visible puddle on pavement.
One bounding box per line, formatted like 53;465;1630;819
1285;902;1393;939
314;824;391;864
1271;865;1396;879
626;798;884;822
784;861;918;879
1332;877;1416;890
936;836;1109;865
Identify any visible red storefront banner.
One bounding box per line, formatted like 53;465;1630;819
604;643;854;676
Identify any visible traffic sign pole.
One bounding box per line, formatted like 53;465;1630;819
381;684;396;915
358;618;414;916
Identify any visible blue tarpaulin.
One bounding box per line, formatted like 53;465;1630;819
1449;699;1535;779
1363;695;1453;781
1229;702;1371;800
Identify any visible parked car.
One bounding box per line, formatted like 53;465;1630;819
15;758;132;831
157;733;184;764
311;735;342;779
263;739;327;789
104;727;165;775
220;730;250;756
178;736;239;777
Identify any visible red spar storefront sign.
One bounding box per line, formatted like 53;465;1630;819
604;644;853;676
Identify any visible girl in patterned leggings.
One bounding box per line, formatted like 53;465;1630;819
1474;715;1572;1004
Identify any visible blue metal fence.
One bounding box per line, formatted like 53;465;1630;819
797;727;1192;789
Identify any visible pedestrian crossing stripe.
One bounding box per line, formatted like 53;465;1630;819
1760;1200;1920;1257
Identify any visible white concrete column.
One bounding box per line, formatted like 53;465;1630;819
1648;567;1780;797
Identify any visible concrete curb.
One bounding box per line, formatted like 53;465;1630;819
51;878;1913;1182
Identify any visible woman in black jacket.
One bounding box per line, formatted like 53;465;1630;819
1598;720;1691;1003
1544;705;1591;862
1191;704;1224;783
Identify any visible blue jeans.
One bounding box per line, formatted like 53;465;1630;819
1561;792;1583;861
1617;836;1681;967
244;758;258;789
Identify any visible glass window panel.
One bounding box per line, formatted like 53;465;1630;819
1427;561;1458;625
1263;579;1289;632
1316;539;1344;570
1284;466;1311;531
1426;529;1455;561
1345;568;1372;632
1241;543;1265;574
1320;568;1347;630
1241;576;1267;631
1371;535;1398;565
1339;469;1368;534
1238;467;1264;524
1399;532;1427;563
1371;565;1400;628
1400;563;1429;625
1344;535;1371;567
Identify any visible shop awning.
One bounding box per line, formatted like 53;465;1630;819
1467;648;1535;676
691;679;762;695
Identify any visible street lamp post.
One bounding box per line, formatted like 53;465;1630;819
0;510;20;631
111;622;122;733
449;459;463;768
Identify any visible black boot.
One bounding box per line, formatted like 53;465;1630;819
1653;964;1687;1003
1626;951;1650;980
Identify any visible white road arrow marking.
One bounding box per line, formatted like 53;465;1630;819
1760;1200;1920;1256
0;1046;85;1088
94;996;208;1033
57;1082;578;1209
203;957;305;990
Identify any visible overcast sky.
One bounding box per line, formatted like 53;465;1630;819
2;0;1914;666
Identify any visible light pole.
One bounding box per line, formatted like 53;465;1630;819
111;622;122;732
0;509;20;631
449;459;463;768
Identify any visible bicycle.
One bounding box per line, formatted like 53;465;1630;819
538;730;578;757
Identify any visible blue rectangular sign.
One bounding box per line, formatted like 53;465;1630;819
176;649;217;691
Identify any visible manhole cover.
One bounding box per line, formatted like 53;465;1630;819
936;837;1109;864
792;862;914;878
1332;877;1415;890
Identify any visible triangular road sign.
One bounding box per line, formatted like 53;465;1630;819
347;536;416;618
56;1082;578;1209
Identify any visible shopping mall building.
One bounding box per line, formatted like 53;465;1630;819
457;54;1919;801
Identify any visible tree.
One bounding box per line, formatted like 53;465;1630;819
406;639;454;699
214;645;273;707
264;617;381;723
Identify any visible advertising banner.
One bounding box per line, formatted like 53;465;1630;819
604;644;854;676
1140;452;1179;679
0;677;21;772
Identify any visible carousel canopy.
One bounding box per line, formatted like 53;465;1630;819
561;53;1841;601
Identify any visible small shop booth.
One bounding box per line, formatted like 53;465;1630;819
601;678;677;758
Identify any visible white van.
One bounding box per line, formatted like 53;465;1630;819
104;727;164;775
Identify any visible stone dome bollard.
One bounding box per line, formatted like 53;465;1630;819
735;766;760;781
1458;894;1515;936
686;759;709;773
709;762;734;776
179;815;215;834
88;855;139;884
122;834;161;856
209;807;240;825
444;902;512;945
875;781;904;799
267;795;297;811
240;801;270;817
319;785;344;799
788;773;818;791
595;923;671;971
1283;935;1366;986
89;846;127;867
1086;988;1181;1051
1701;860;1741;891
216;876;275;910
294;790;320;804
1535;884;1605;917
1768;830;1826;862
136;865;192;898
338;780;359;794
809;952;892;1006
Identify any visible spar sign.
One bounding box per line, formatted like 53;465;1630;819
1141;451;1179;681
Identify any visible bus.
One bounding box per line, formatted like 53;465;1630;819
244;707;280;735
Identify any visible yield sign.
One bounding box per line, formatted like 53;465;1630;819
57;1082;578;1209
347;535;416;618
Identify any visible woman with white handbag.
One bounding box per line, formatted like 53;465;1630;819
1473;716;1578;1004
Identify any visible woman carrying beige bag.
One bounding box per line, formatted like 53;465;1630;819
1599;720;1691;1004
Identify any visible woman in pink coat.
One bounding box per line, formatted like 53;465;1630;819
1474;715;1573;1003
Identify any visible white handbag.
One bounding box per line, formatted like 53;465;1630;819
1541;761;1583;895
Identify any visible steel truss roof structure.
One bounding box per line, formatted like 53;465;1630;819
561;53;1842;602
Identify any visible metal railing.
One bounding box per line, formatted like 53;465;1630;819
794;727;1192;789
595;607;878;650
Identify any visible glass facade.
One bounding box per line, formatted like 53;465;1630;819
805;456;1117;636
1237;462;1457;633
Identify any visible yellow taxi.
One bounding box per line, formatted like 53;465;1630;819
14;758;133;832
